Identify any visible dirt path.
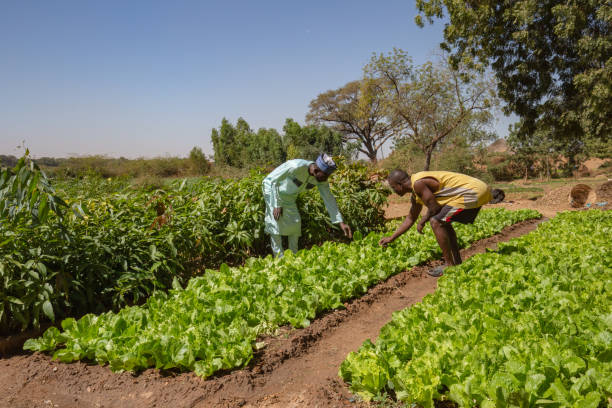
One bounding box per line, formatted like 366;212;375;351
0;219;543;408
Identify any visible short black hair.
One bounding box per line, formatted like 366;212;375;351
388;169;410;183
490;188;505;204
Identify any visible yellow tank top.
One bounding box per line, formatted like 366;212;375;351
411;171;492;209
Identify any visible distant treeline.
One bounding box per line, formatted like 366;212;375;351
1;154;61;168
211;117;358;168
0;117;357;181
0;148;212;181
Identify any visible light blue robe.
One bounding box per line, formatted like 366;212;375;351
262;159;343;237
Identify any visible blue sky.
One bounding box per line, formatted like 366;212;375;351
0;1;515;159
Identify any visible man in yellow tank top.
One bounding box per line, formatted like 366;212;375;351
379;169;497;277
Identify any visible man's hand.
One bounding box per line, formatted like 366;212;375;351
273;207;283;220
416;220;426;234
379;236;394;247
339;222;352;239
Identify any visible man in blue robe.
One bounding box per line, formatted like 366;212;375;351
262;153;352;257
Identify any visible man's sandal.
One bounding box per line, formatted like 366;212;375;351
427;265;445;277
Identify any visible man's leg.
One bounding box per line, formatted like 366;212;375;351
444;206;481;265
430;218;461;266
446;224;462;265
287;234;299;254
270;234;284;257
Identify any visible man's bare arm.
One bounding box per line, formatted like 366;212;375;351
379;194;422;246
413;180;442;233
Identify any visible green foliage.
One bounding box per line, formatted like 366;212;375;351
340;210;612;407
188;146;210;175
382;136;495;183
506;122;564;179
486;154;527;182
365;49;498;171
1;162;388;334
307;79;399;163
415;0;611;151
210;118;285;168
0;152;77;331
282;119;358;161
299;159;389;243
24;208;540;377
0;151;70;226
46;155;197;179
210;117;354;168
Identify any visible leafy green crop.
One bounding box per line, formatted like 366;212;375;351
0;150;71;225
340;210;612;407
24;208;540;379
1;162;389;334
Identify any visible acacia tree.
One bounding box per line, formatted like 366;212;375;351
415;0;611;157
306;79;400;163
366;49;498;170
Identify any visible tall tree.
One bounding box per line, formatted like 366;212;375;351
211;118;350;168
306;79;400;162
253;128;285;165
367;49;498;170
211;118;238;166
415;0;611;150
282;119;357;161
210;118;284;168
188;146;210;175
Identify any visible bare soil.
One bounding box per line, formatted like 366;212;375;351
0;218;543;408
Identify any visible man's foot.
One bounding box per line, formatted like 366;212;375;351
427;265;445;277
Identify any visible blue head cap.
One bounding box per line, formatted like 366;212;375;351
315;153;337;175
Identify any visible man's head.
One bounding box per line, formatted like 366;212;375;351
490;188;505;204
387;169;412;196
311;153;337;182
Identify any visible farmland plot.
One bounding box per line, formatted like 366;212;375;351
0;161;388;335
340;210;612;407
25;209;540;379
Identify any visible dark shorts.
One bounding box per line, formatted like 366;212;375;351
433;205;481;224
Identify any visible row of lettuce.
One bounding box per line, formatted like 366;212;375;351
0;159;388;335
24;208;540;378
340;210;612;407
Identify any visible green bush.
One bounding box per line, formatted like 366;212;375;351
1;161;389;334
45;155;197;180
189;147;210;175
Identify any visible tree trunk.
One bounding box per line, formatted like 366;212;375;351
424;150;433;171
365;143;378;163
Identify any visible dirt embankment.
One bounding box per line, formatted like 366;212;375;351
0;218;543;408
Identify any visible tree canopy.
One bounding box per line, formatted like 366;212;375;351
210;118;354;168
306;79;400;162
282;119;357;161
415;0;611;149
211;118;284;168
366;49;498;170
